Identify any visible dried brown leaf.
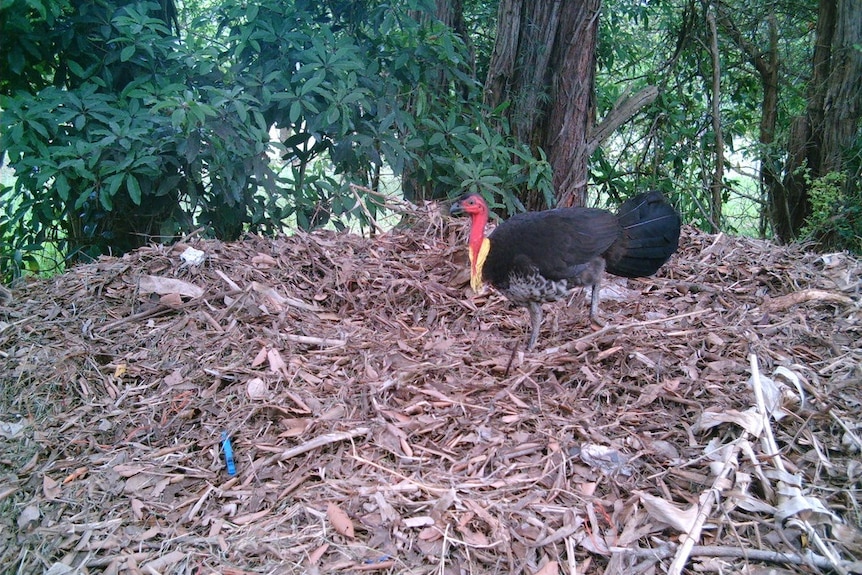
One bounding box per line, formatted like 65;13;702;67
307;543;329;565
327;502;355;538
140;550;186;572
42;475;60;500
3;220;861;575
267;348;288;376
138;275;203;298
533;561;559;575
635;490;698;533
247;377;268;399
251;346;268;367
17;504;39;530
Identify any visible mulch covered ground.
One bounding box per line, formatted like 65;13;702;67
1;202;861;575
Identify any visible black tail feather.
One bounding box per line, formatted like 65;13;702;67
606;191;681;278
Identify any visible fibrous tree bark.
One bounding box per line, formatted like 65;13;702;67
484;0;658;209
776;0;861;242
485;0;600;209
544;1;601;208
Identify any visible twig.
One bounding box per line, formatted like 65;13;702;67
613;543;855;570
438;522;451;575
699;232;726;263
533;523;581;547
284;334;347;347
185;484;215;521
830;410;862;452
668;416;749;573
565;536;578;575
251;281;321;312
765;289;854;312
97;304;174;333
349;184;386;236
749;351;848;575
749;351;783;472
352;560;397;571
548;309;709;355
255;427;371;471
350;451;450;496
503;337;520;376
96;289;241;333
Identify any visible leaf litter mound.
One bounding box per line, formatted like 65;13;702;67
1;202;861;575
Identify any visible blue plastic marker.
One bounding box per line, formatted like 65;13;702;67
221;431;236;475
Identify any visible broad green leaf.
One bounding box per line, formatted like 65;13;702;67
126;174;141;205
120;45;135;62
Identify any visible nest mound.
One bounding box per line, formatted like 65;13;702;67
1;203;861;575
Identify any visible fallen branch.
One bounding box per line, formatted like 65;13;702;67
255;427;371;471
96;289;241;333
613;543;853;571
765;289;854;312
549;309;710;355
349;183;386;236
666;434;746;575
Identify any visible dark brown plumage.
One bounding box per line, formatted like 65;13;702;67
450;191;681;350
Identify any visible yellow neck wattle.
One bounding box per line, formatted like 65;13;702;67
468;238;490;293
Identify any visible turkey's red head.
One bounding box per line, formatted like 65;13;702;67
449;193;489;218
449;194;491;292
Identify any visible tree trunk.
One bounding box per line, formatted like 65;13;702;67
545;1;600;208
726;7;781;239
819;0;862;177
705;6;724;232
484;0;601;210
776;0;861;243
775;115;816;241
758;14;780;238
485;0;561;149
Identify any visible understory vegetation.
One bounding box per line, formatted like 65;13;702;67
0;0;859;282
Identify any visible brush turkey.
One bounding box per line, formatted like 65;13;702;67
449;191;681;350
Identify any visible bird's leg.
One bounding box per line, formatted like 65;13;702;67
589;280;606;328
526;301;543;350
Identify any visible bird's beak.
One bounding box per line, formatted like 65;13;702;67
449;201;465;216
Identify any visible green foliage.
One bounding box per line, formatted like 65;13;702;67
0;0;554;281
1;1;274;278
594;0;718;218
215;0;549;221
408;108;553;213
593;0;817;235
0;0;72;93
800;171;862;254
215;0;414;230
13;0;841;280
